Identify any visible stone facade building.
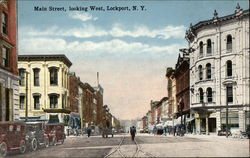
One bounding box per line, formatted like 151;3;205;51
186;5;249;133
18;54;72;122
0;0;19;121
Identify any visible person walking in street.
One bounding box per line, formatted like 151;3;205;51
173;126;176;136
130;126;136;141
87;125;91;137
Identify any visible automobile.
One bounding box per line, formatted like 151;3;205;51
217;128;232;136
25;122;49;151
45;123;66;145
0;122;26;157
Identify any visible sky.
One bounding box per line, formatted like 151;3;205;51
18;0;249;120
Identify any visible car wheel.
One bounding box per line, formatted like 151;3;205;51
31;138;38;151
0;142;8;157
45;137;49;148
19;140;26;154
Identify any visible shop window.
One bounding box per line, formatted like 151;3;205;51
198;65;203;81
206;63;211;79
207;39;212;55
199;88;204;103
226;35;232;51
226;60;232;77
33;68;40;86
207;87;213;103
2;12;7;35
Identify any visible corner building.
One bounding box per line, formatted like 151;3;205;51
186;6;249;134
0;0;19;121
18;55;72;122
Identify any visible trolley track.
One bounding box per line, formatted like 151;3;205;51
104;135;155;158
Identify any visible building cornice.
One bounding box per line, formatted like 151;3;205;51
18;54;72;67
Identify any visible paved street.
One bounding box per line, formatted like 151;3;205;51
6;133;249;157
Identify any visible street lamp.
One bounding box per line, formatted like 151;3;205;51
25;71;29;122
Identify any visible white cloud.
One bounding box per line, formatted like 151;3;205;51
19;37;185;55
20;24;186;40
68;12;98;21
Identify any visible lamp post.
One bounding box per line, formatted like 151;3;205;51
226;87;229;138
25;71;29;122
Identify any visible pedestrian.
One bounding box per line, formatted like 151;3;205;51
87;125;91;137
173;126;176;136
130;126;136;141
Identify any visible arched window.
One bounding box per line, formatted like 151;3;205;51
199;88;204;103
198;65;203;81
206;63;211;79
207;87;212;103
226;60;232;77
199;41;203;57
226;35;232;51
207;39;212;55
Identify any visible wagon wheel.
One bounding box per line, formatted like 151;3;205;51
31;138;38;151
61;138;64;145
19;140;26;154
0;142;8;157
45;137;49;148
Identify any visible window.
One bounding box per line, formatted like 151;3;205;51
49;67;58;85
62;94;65;109
19;69;25;86
207;87;213;103
226;60;232;77
2;46;10;67
33;68;40;86
198;65;203;81
50;95;58;108
226;86;233;103
207;39;212;55
199;42;203;57
2;12;7;35
20;95;25;110
33;95;40;110
199;88;204;103
206;63;212;79
226;35;232;51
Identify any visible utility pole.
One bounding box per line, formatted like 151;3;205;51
25;71;29;121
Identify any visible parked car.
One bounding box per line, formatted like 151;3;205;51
25;122;49;151
45;123;66;145
0;122;26;157
217;128;232;136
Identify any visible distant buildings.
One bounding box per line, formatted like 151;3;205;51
0;0;19;121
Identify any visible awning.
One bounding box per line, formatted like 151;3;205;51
186;117;195;122
156;123;164;129
164;121;173;127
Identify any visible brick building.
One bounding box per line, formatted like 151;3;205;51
68;72;80;113
174;52;190;129
0;0;19;121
